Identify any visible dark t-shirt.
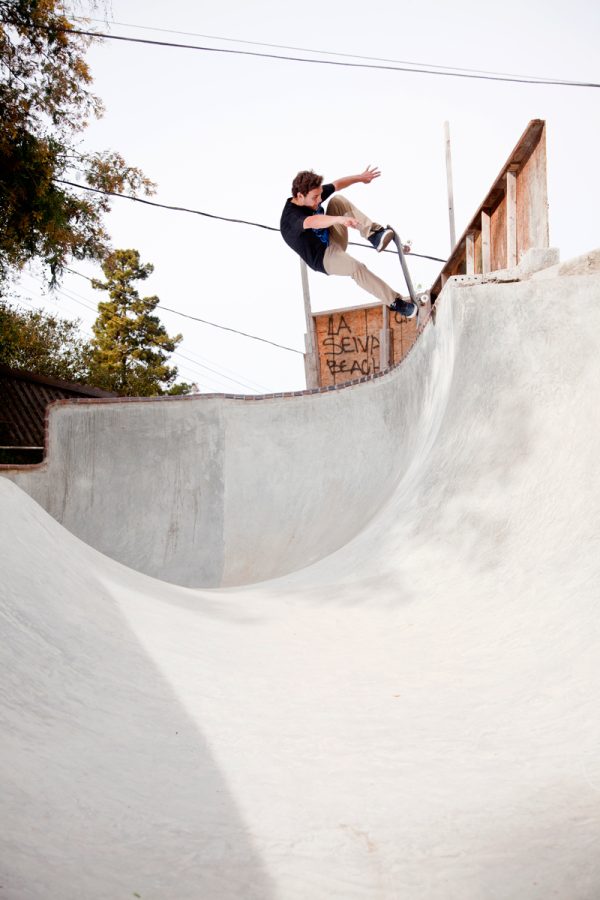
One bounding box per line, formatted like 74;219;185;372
280;183;336;274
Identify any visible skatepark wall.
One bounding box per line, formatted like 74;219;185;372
2;254;600;899
2;251;599;589
0;301;453;588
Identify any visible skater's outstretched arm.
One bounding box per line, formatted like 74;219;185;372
332;165;381;192
302;214;360;230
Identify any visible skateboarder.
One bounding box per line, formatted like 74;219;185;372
280;166;417;317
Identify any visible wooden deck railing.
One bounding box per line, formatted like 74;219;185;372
430;119;549;299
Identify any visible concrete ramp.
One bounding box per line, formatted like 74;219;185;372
2;298;453;588
1;268;600;898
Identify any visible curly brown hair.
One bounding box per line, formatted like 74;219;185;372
291;170;323;197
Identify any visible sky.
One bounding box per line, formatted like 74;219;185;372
17;0;600;394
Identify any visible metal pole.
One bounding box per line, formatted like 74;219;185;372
444;121;456;251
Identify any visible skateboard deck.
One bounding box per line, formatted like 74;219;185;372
391;233;431;321
392;233;418;306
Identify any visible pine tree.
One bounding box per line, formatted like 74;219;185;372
88;250;186;396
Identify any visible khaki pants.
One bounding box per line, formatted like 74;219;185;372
323;195;398;305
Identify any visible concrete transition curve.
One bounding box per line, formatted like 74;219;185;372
1;260;600;898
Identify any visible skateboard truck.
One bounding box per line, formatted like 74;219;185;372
391;231;430;313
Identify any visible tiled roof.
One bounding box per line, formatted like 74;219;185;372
0;365;116;448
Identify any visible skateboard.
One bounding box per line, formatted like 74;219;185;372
391;232;430;318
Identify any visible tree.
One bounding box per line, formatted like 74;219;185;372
88;249;189;396
0;299;92;381
0;0;154;288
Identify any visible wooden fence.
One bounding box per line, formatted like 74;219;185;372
430;119;549;299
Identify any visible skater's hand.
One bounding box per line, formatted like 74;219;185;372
359;165;381;184
338;215;360;229
331;167;381;191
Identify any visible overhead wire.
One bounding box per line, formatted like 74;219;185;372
65;27;600;89
157;303;304;355
64;266;305;355
27;273;269;392
10;296;40;313
173;350;264;393
55;180;446;264
24;274;97;321
174;345;270;392
14;289;204;392
73;16;592;86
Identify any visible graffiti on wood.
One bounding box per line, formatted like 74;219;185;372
322;314;381;379
315;309;381;386
313;305;418;387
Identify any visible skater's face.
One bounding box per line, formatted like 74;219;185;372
297;187;323;210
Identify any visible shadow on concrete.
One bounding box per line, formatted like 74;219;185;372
0;484;277;900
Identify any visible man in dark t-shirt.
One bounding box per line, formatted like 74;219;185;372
280;167;416;317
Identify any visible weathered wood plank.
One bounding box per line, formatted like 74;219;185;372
506;169;517;268
481;211;491;273
466;232;476;275
380;305;391;370
516;126;549;253
491;197;507;271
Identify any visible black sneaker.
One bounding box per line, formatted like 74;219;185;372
388;297;417;318
368;226;394;252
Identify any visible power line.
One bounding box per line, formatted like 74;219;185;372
166;353;259;394
174;350;261;393
25;274;97;319
39;273;276;386
54;288;96;316
74;16;589;86
56;179;276;231
147;303;303;355
65;28;600;89
55;179;446;263
11;297;39;312
64;267;304;355
25;275;263;391
176;344;269;392
170;351;252;392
